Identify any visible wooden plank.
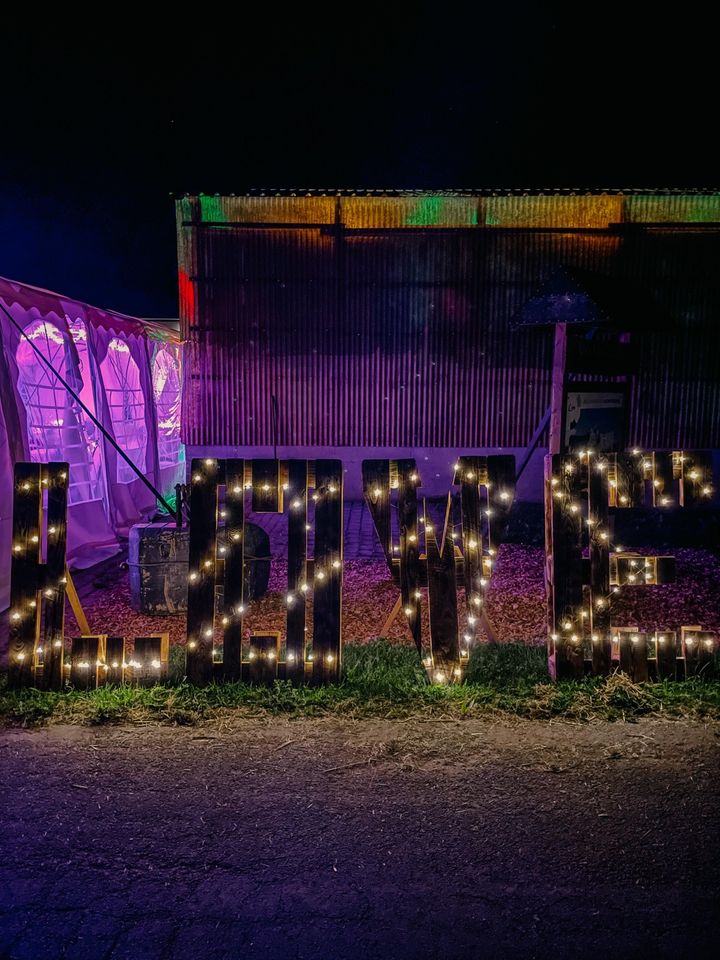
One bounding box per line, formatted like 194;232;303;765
486;455;516;550
617;629;646;681
105;637;126;685
220;458;245;681
130;635;169;686
457;456;484;647
682;626;714;679
41;462;69;690
588;455;611;676
612;452;644;507
425;499;459;682
548;323;567;456
312;460;343;685
64;568;90;636
251;459;282;513
186;457;221;686
69;636;102;690
396;458;422;654
247;633;280;685
285;459;309;683
544;455;584;680
8;463;42;688
678;450;713;507
362;460;393;571
652;451;675;507
656;631;678;681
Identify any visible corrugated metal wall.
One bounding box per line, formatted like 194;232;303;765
177;193;720;449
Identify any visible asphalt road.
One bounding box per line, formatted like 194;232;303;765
1;718;718;960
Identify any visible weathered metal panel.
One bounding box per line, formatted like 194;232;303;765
177;193;720;450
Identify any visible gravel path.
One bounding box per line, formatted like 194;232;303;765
1;718;718;960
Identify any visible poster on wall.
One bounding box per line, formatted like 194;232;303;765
564;387;627;453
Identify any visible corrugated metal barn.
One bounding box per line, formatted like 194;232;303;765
175;190;720;495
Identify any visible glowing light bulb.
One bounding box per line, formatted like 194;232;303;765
49;526;57;534
467;538;477;549
372;487;381;497
425;524;433;534
404;606;412;616
414;590;422;599
300;583;309;593
500;491;510;500
410;473;418;482
262;483;270;492
204;559;213;568
408;534;417;543
192;474;201;482
332;559;341;569
328;484;337;493
204;628;213;638
286;594;295;605
292;499;302;509
325;654;334;665
316;570;326;581
11;611;21;621
188;641;197;650
233;485;241;494
287;652;295;662
189;572;198;581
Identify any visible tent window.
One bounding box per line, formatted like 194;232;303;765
16;319;104;504
100;337;147;483
152;345;183;467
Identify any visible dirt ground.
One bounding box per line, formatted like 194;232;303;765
1;718;718;960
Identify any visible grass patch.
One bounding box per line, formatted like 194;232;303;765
1;641;719;727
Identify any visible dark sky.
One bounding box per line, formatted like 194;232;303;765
1;8;716;317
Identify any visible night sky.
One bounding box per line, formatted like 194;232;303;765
1;10;716;317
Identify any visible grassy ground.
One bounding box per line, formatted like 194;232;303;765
1;641;719;727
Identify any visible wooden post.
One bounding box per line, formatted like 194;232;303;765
130;635;169;687
8;463;42;688
548;323;567;456
312;460;343;684
105;637;126;685
221;459;245;681
612;452;644;507
69;636;102;690
251;459;282;513
247;633;280;685
362;460;393;570
652;451;675;507
425;498;460;682
544;454;584;679
588;455;612;675
678;451;713;507
655;631;678;681
396;459;422;654
186;457;221;686
42;462;70;690
457;456;484;648
286;459;309;683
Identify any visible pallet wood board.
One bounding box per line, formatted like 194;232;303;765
311;460;343;684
